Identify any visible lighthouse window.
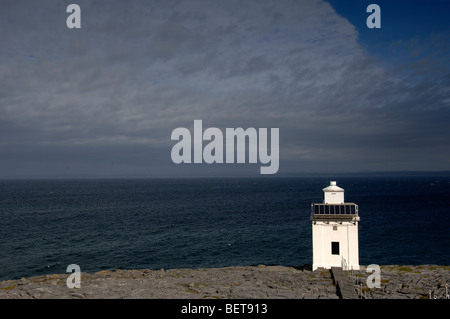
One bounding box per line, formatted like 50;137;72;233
331;242;340;255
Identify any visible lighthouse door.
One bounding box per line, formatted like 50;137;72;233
331;241;340;255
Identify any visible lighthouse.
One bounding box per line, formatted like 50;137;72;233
311;181;360;271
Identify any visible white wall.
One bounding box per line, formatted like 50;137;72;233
312;221;359;271
324;192;344;204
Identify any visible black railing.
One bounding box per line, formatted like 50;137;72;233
311;203;358;215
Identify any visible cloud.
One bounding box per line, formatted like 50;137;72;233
0;0;449;177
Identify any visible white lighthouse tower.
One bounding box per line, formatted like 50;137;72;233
311;181;360;271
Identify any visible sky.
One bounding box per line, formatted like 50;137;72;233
0;0;449;178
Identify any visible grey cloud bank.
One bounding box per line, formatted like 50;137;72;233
0;0;449;178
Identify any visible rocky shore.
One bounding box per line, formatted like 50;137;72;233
0;265;448;299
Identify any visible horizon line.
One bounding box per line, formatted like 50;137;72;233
1;170;450;180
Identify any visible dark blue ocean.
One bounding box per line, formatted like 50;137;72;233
1;175;449;280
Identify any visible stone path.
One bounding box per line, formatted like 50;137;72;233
331;267;358;299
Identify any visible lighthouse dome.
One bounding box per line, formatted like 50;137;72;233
322;181;344;192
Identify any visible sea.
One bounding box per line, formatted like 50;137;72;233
0;175;449;281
